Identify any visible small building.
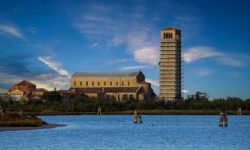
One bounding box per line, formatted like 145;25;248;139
7;80;36;101
0;88;8;100
31;88;47;100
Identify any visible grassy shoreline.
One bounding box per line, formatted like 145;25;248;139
0;113;48;127
9;109;250;115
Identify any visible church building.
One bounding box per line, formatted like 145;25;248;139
69;71;155;101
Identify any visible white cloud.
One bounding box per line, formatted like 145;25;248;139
218;55;246;67
120;65;150;70
146;79;159;87
33;77;69;90
183;46;247;67
90;42;99;48
182;89;189;93
183;46;221;63
38;56;70;78
74;5;159;66
132;47;158;65
196;68;212;76
125;31;159;66
0;24;25;40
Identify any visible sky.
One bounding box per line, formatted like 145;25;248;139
0;0;250;99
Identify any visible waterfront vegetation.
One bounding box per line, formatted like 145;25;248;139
0;113;47;127
0;91;250;115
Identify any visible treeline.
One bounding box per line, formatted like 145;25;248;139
0;91;250;113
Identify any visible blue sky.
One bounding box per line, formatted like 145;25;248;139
0;0;250;99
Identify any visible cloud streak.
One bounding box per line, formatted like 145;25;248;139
0;24;25;40
38;56;70;78
120;65;150;70
0;53;70;90
183;46;248;67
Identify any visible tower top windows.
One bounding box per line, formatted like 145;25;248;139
163;32;173;39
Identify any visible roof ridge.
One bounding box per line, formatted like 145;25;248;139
72;71;141;77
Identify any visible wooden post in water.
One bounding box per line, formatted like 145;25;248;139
97;105;102;115
237;107;242;115
138;115;142;124
0;105;3;117
219;112;223;127
219;109;228;127
224;113;228;127
19;109;23;116
133;109;138;123
133;109;142;124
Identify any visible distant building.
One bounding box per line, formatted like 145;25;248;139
0;88;8;95
0;88;9;100
31;88;47;100
68;71;155;101
159;27;182;101
8;80;36;101
7;80;46;101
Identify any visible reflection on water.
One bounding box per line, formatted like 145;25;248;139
0;115;250;150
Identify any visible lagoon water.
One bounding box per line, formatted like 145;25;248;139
1;115;250;150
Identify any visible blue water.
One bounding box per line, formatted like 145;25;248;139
0;115;250;150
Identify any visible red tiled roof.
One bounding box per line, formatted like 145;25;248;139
58;90;77;94
14;80;36;86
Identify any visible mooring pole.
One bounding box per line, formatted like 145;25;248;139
0;105;3;117
238;107;242;115
219;109;228;127
97;105;102;115
133;109;137;123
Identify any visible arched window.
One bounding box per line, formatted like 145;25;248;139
86;81;88;86
80;81;82;86
92;81;94;86
98;82;100;86
104;82;106;86
116;81;118;86
110;82;112;86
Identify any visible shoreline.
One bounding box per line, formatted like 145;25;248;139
13;110;250;116
0;124;66;132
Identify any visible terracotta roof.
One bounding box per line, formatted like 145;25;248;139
69;87;141;94
58;90;77;94
14;80;36;86
72;71;141;77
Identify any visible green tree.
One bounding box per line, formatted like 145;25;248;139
42;91;61;102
